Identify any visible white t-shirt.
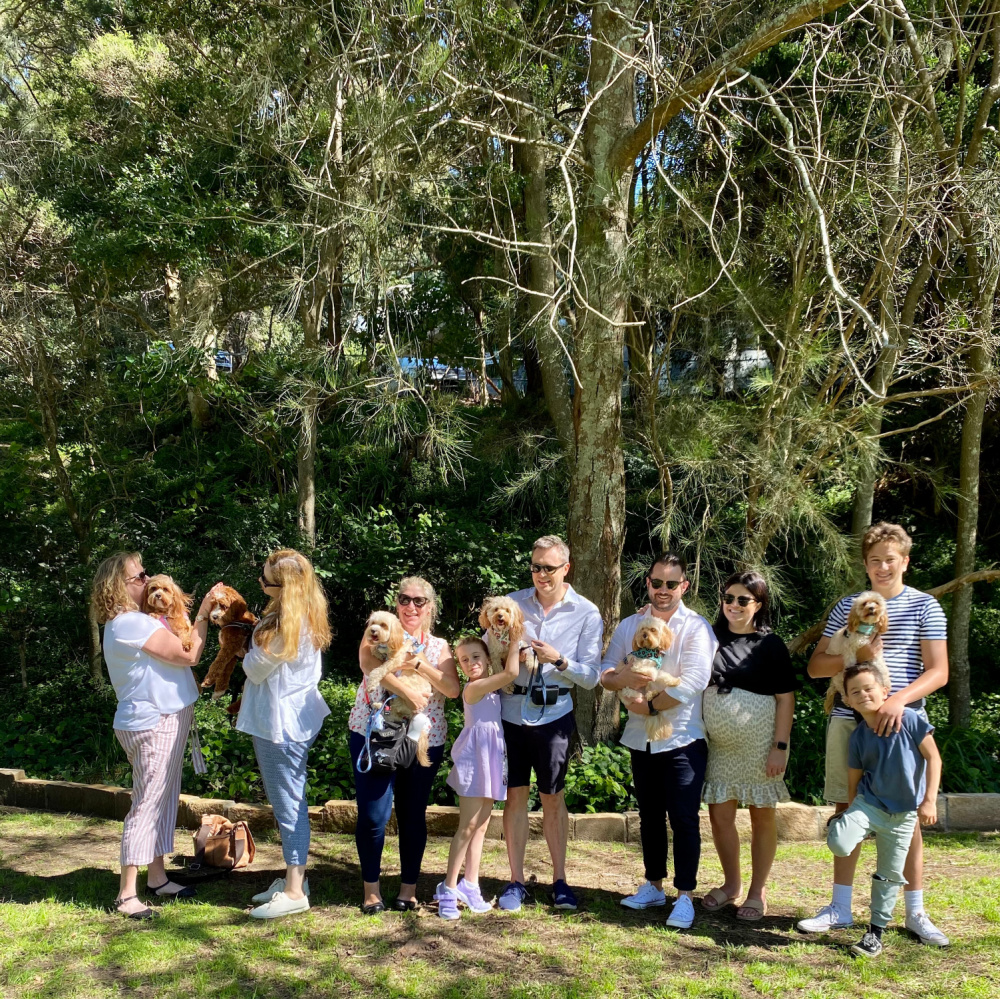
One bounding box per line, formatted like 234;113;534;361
103;611;200;731
236;625;330;744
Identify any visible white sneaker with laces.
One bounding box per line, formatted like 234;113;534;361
620;881;667;910
665;894;695;929
905;911;949;947
454;878;493;914
251;878;311;904
249;890;310;919
797;903;853;933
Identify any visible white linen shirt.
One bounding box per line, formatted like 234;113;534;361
104;611;200;731
602;602;716;753
236;625;330;744
499;584;604;726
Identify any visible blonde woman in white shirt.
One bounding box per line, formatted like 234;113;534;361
236;548;332;919
92;551;222;920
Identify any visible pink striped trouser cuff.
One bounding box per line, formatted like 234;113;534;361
115;704;194;868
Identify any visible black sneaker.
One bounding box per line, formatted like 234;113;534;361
552;879;578;910
851;930;883;958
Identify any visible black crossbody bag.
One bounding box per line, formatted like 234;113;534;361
356;695;418;776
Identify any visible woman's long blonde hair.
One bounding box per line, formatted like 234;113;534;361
91;551;142;625
255;548;332;658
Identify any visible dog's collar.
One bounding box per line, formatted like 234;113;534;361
855;623;877;636
630;647;663;665
374;642;390;661
490;625;510;645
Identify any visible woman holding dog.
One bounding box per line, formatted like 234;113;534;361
348;576;460;913
700;571;798;921
91;551;222;919
235;548;332;919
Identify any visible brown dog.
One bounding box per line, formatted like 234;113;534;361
200;586;259;699
823;591;889;713
478;595;533;694
363;610;433;767
142;574;194;652
613;616;681;743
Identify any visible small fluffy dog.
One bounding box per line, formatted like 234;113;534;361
200;586;259;699
363;610;433;767
823;591;890;713
612;615;681;743
142;574;194;652
478;594;534;694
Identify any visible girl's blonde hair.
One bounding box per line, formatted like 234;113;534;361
255;548;332;659
91;551;142;625
397;575;438;628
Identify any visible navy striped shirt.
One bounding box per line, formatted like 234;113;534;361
824;586;948;718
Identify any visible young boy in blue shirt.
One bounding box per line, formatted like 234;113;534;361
827;660;942;958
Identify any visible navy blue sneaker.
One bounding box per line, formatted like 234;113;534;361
498;881;530;912
552;880;578;910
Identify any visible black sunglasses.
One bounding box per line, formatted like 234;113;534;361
648;578;683;590
723;593;756;607
127;570;149;584
259;574;282;588
397;594;429;608
530;562;568;575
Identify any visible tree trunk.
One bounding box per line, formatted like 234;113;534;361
164;265;219;431
88;601;105;685
569;0;637;744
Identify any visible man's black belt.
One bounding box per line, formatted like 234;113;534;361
512;684;571;697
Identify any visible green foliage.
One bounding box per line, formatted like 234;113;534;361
563;743;637;814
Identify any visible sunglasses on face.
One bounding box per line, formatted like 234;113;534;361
127;570;149;584
530;562;568;575
648;578;683;590
397;594;429;608
723;593;755;607
259;574;282;588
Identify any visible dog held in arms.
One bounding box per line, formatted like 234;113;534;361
200;585;259;701
478;595;537;694
363;610;433;767
612;615;681;742
823;591;889;713
142;574;194;652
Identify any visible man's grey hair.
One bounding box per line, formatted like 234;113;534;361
532;534;570;563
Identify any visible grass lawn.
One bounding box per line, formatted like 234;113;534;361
0;807;997;998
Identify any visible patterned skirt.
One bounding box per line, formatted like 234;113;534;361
702;685;790;808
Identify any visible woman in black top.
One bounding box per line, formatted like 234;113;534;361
700;571;798;921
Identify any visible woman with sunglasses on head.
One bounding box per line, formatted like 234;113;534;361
91;552;222;919
348;576;460;913
234;548;332;918
700;571;799;921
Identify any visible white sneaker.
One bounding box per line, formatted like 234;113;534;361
905;911;949;946
249;890;310;919
620;881;667;910
251;878;311;904
665;895;695;929
797;903;853;933
454;878;493;914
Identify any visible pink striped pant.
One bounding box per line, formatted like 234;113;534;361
115;705;193;867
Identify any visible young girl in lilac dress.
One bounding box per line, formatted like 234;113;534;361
434;636;519;919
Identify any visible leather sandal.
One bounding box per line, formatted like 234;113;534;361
148;880;197;899
736;897;767;921
114;894;154;920
701;887;740;910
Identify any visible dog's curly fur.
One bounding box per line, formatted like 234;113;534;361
200;586;259;700
142;574;194;652
823;591;890;713
613;616;681;743
478;595;534;694
363;610;433;767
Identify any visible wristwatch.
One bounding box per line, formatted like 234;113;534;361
648;701;660;716
554;656;567;670
774;740;788;751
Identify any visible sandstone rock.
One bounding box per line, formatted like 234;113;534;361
943;793;1000;832
574;813;626;842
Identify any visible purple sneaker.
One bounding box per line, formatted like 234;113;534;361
455;878;493;914
434;882;460;921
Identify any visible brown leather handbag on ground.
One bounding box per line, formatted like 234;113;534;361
190;813;256;870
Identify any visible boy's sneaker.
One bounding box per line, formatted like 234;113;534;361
455;878;493;914
434;883;460;921
665;894;695;929
551;880;578;910
621;881;667;910
904;911;949;946
497;881;530;912
850;930;883;958
797;904;853;933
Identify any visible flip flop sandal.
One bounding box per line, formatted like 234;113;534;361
736;898;767;921
701;887;740;910
113;895;154;921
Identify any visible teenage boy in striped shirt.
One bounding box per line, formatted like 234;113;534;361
798;522;950;945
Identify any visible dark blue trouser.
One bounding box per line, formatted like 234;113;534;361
350;730;445;884
630;738;707;891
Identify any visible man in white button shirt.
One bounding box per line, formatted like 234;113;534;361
496;535;604;913
601;552;716;930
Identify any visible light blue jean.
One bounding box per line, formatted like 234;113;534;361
253;734;317;866
827;793;917;927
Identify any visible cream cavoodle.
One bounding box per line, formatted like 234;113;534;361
823;591;890;713
613;615;681;743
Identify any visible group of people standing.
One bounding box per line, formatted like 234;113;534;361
89;521;950;957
